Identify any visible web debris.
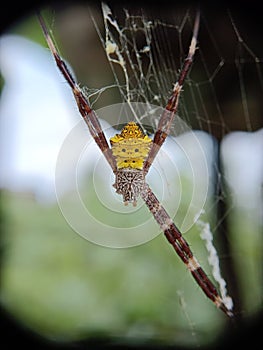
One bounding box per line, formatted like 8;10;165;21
91;3;196;132
195;210;233;311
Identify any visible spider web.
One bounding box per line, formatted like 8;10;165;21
0;1;262;348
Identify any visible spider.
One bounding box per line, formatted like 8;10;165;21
38;10;233;318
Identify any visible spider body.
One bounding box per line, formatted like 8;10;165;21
38;10;233;317
110;121;152;205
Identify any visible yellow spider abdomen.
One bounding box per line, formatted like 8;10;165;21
110;122;152;169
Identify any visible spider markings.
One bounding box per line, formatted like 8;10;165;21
110;122;152;170
37;10;233;318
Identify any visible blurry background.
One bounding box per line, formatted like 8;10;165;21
0;0;262;349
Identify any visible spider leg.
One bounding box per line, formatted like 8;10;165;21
141;183;233;317
37;13;117;172
143;11;200;174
